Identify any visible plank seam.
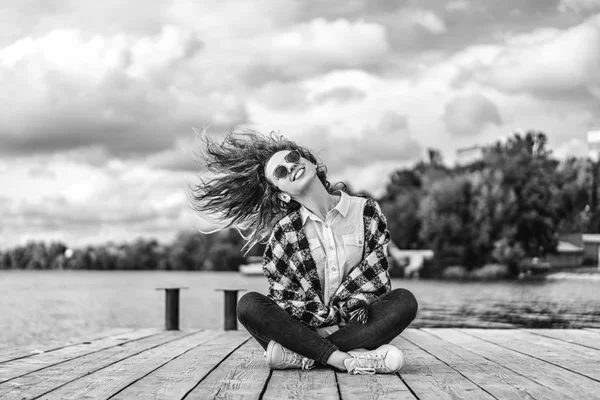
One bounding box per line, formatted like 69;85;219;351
333;369;342;400
107;332;236;400
258;369;273;400
397;373;421;400
458;329;600;384
0;330;167;385
180;336;252;400
29;330;204;400
525;330;600;351
402;330;501;400
423;328;577;397
0;328;139;365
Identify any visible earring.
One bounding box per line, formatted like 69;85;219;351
281;194;291;203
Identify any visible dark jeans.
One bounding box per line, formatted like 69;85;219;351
237;288;418;365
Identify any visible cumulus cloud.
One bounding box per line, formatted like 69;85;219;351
558;0;600;13
248;18;390;79
445;1;471;12
0;26;247;157
312;87;367;104
443;94;502;136
300;111;421;172
0;159;192;247
467;15;600;96
409;10;448;34
553;137;590;158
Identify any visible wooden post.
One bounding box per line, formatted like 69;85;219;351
215;289;246;330
156;287;188;330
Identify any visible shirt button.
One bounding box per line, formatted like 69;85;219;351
329;246;334;250
324;224;329;228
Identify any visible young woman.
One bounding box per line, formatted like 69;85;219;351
190;130;418;374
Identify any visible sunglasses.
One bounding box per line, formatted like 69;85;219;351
273;150;301;180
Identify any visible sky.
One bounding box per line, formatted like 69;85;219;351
1;0;600;249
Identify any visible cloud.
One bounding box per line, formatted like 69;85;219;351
254;81;309;110
312;87;367;104
443;94;502;136
445;1;471;12
0;26;247;157
0;158;193;248
553;137;590;158
467;14;600;96
299;111;421;173
558;0;600;13
248;18;390;80
409;10;448;34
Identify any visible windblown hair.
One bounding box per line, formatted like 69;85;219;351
189;129;342;253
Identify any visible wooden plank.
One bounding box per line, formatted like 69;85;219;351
463;329;600;381
525;329;600;350
0;328;160;382
185;339;270;400
0;330;203;400
430;329;600;400
37;330;222;400
111;331;250;399
392;330;495;400
405;329;569;400
336;371;415;400
0;328;134;364
263;368;339;400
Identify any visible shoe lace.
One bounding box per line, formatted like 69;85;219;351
283;349;313;370
350;353;385;375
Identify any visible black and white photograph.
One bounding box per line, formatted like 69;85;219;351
1;0;600;398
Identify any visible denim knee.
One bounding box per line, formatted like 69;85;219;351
392;288;419;321
237;291;263;325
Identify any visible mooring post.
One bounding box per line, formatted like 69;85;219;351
215;289;246;330
156;287;188;330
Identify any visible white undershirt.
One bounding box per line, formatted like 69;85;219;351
299;191;367;336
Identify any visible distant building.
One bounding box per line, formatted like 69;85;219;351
582;234;600;264
543;241;583;269
455;146;484;166
588;130;600;159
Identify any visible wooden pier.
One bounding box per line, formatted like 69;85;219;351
1;328;600;399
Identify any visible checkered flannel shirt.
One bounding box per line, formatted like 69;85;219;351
262;197;392;328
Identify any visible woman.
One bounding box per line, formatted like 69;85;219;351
190;130;418;374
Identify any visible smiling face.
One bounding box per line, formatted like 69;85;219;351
265;149;317;199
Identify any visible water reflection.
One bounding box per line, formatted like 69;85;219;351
397;278;600;328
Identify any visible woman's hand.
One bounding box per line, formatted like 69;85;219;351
349;307;368;324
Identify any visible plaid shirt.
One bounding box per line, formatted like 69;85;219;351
262;197;391;328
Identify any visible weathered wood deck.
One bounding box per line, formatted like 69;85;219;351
1;328;600;399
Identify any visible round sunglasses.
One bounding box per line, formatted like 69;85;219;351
273;150;301;180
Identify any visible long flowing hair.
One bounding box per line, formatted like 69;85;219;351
188;129;341;253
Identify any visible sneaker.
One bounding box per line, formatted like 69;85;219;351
265;341;315;370
343;344;404;375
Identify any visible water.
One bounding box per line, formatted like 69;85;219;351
1;270;599;350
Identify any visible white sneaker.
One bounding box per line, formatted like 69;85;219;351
343;344;404;375
265;341;315;370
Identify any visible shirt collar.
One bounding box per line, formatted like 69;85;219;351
299;191;350;225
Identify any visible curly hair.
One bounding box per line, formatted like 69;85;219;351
189;129;343;252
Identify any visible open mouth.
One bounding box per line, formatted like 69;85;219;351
292;167;305;181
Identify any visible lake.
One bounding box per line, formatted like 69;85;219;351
1;270;599;350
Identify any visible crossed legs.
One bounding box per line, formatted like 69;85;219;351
237;288;418;367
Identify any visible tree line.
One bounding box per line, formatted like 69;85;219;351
0;130;596;277
379;130;594;277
